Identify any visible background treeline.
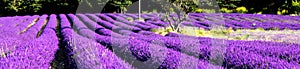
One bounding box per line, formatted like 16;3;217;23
0;0;80;17
218;0;300;15
0;0;299;17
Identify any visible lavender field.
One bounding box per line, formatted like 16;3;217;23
0;13;300;69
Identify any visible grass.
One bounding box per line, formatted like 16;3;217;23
151;26;300;43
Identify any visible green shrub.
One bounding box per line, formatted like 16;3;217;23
221;8;233;13
194;8;203;13
292;0;300;14
236;6;248;13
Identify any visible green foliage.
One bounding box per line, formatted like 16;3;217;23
194;8;203;13
235;34;250;40
152;9;158;13
236;6;248;13
277;9;288;15
138;18;145;22
0;0;79;16
142;11;148;13
221;8;233;13
202;9;216;13
256;11;263;14
110;0;132;13
292;0;300;14
152;26;234;37
292;0;300;7
151;27;175;36
169;8;175;12
256;28;265;31
30;3;42;12
4;1;42;13
168;0;200;13
217;0;300;15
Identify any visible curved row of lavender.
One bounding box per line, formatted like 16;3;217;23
0;13;300;69
76;13;300;68
59;14;134;69
117;13;300;30
73;14;223;69
0;14;58;68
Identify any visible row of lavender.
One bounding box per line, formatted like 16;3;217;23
119;13;300;30
72;14;223;69
0;15;58;68
1;13;300;68
72;13;300;68
0;14;136;69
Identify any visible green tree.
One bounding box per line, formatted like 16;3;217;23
101;0;134;13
